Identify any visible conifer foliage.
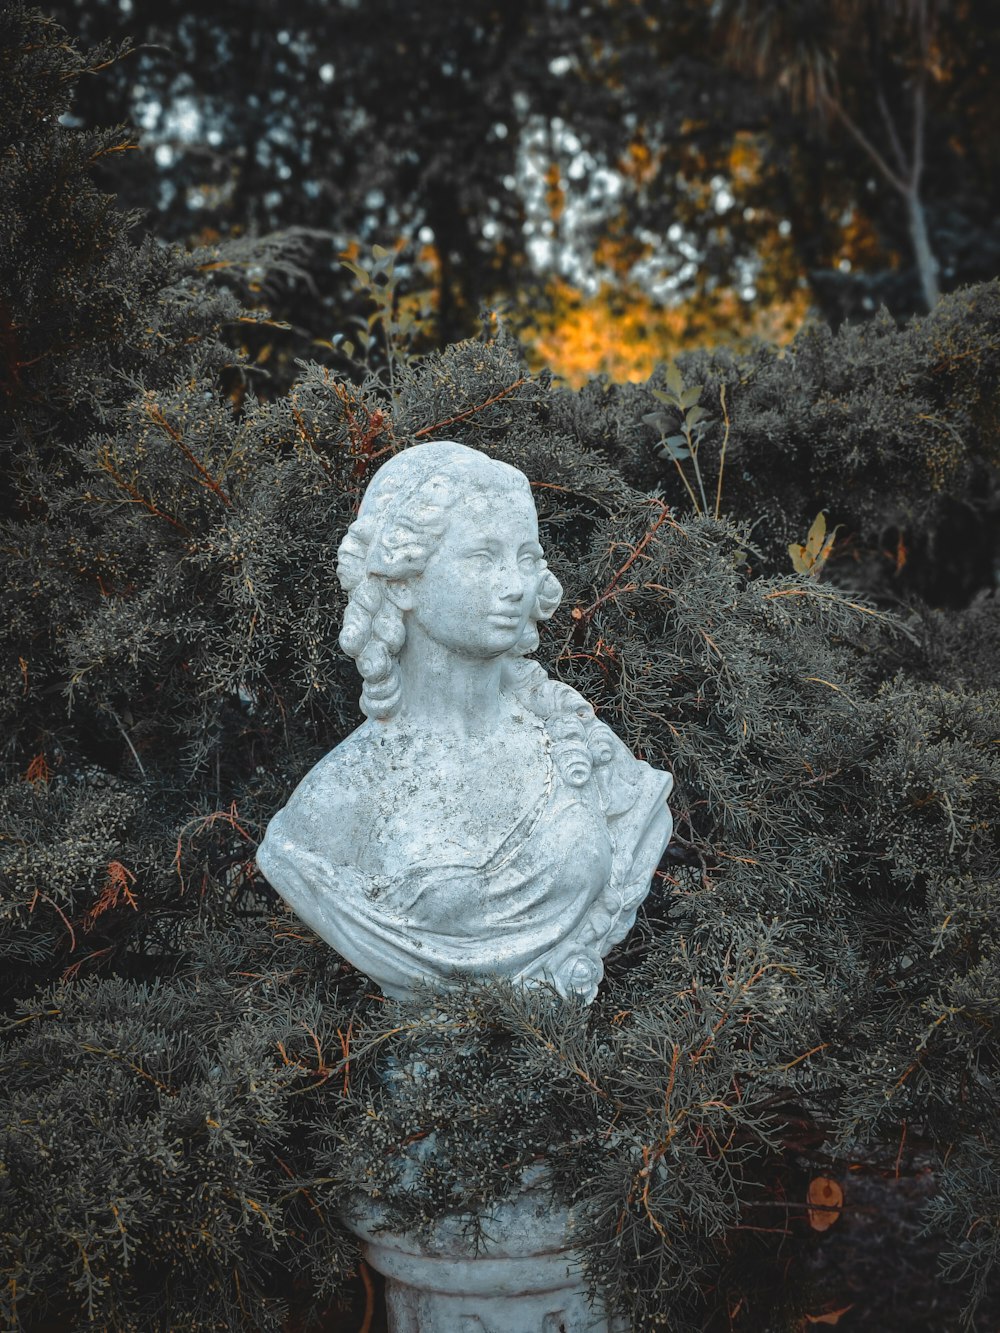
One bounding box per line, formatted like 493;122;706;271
1;7;998;1330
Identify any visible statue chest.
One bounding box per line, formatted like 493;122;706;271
353;722;554;877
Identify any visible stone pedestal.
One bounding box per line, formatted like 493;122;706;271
345;1176;626;1332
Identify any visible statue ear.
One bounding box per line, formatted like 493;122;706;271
381;578;415;612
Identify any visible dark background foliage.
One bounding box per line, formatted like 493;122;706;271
1;4;998;1331
31;0;1000;369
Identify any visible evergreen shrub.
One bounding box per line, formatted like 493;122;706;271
1;7;998;1330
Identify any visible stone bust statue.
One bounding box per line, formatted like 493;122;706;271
256;441;673;1004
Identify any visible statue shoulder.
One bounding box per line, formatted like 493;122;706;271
267;723;384;858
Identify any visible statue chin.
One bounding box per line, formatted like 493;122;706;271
255;441;674;1006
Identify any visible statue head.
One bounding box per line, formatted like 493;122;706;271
336;441;563;718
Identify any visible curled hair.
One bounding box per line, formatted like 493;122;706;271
501;656;618;786
336;465;460;718
336;442;568;727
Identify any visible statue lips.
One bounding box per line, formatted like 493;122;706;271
486;610;525;639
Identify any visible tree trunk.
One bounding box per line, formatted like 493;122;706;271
906;186;940;310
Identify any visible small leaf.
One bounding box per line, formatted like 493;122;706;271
665;361;684;396
642;411;669;430
372;243;390;260
804;1305;854;1325
651;389;678;407
340;259;370;284
685;404;706;427
342;340;355;358
806;1176;843;1232
788;542;810;574
690;420;711;443
659;440;690;461
790;511;841;577
680;385;702;408
804;511;828;562
893;530;907;572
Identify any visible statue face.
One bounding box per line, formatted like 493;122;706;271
402;483;545;659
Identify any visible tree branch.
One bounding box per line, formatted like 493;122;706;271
824;92;908;196
875;85;908;180
412;375;528;438
146;399;232;508
911;74;926;190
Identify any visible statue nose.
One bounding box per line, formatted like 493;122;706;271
498;568;526;600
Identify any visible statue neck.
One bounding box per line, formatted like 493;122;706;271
394;625;506;738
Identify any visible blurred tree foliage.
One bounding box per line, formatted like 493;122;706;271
36;0;1000;383
1;7;999;1332
714;0;954;311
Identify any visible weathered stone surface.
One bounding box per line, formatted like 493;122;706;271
257;440;673;1004
346;1171;627;1333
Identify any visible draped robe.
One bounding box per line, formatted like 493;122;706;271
256;712;673;1002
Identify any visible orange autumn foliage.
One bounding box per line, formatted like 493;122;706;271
83;861;139;931
544;163;566;224
518;276;808;387
619;136;662;186
25;753;52;785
